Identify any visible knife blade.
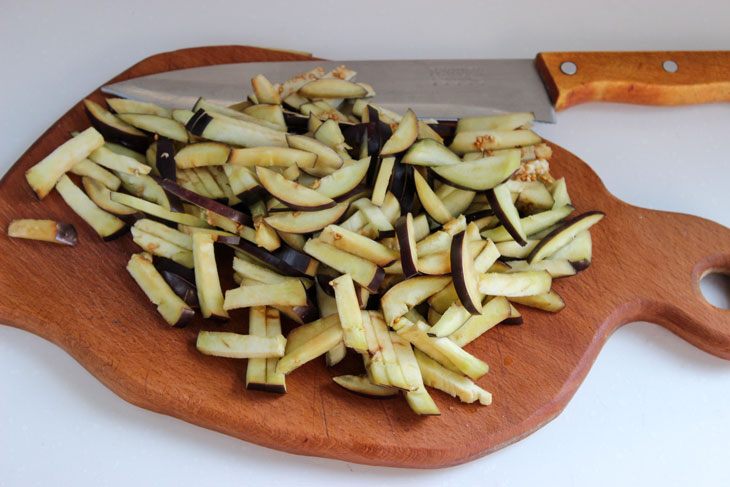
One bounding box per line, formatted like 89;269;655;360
102;51;729;124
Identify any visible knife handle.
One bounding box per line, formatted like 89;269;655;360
535;51;730;111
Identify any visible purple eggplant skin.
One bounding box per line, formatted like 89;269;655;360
398;164;416;215
234;239;309;278
247;382;287;394
292;300;319;324
364;266;386;294
54;222;78;246
429;167;519;193
154;177;252;227
101;225;130;242
500;315;524;326
485;188;528;246
316;274;337;297
525;211;605;264
275;245;318;277
171;307;196;328
84;104;150;153
570;259;591;272
156;138;184;213
428;122;457;143
465;209;494;222
154;256;196;283
156;138;177;181
449;230;481;314
185;109;213;136
333;184;370;203
395;215;418;279
282;111;309;134
159;269;199;310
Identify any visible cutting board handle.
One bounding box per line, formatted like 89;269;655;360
535;51;730;111
607;201;730;358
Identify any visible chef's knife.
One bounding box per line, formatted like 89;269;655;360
103;51;730;123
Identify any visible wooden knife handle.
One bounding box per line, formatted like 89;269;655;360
535;51;730;111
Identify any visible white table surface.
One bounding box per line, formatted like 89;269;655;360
2;1;729;485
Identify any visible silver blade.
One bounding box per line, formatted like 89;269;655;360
103;59;556;123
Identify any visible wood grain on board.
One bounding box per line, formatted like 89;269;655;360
1;45;729;468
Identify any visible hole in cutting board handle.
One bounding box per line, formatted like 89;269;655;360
700;271;730;310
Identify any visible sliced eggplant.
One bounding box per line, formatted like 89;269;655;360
193;98;284;131
548;230;592;270
155;177;252;227
117;113;188;143
55;175;127;240
527;211;605;263
368;311;411;390
69;158;121;191
450;230;482;314
243;104;287;131
7;219;77;246
506;259;577;278
449;296;511;347
264;308;287;393
276;323;343;375
371;156;395;206
550;177;572;209
25;127;104;199
224;279;307;310
381;275;451;326
392;318;488;381
106;98;172;118
251;74;281;105
402;138;460;166
413;169;451;224
501;302;524;325
175;109;287;148
174;142;230;169
227;146;317;170
428;303;471;338
456;112;534;133
192;232;229;321
495;239;539;259
303;239;384;292
482;204;574;243
158;269;198;309
380;109;418;156
330;274;368;352
83;99;148;152
196;331;286;359
486;183;527;246
449;129;542;155
246;306;269;391
478;270;552;297
286;134;344;176
396;213;419;279
264;202;348;234
511;180;554;215
414;349;492;405
431;150;520;191
350;198;394;235
80;176;136;216
299;78;368;99
309;156;369;199
256;166;335;211
332;375;398;398
126;253;193;327
319;224;399;266
509;289;566;312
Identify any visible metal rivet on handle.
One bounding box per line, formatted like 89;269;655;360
560;61;577;76
663;60;678;73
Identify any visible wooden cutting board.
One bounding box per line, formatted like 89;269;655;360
1;45;729;469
